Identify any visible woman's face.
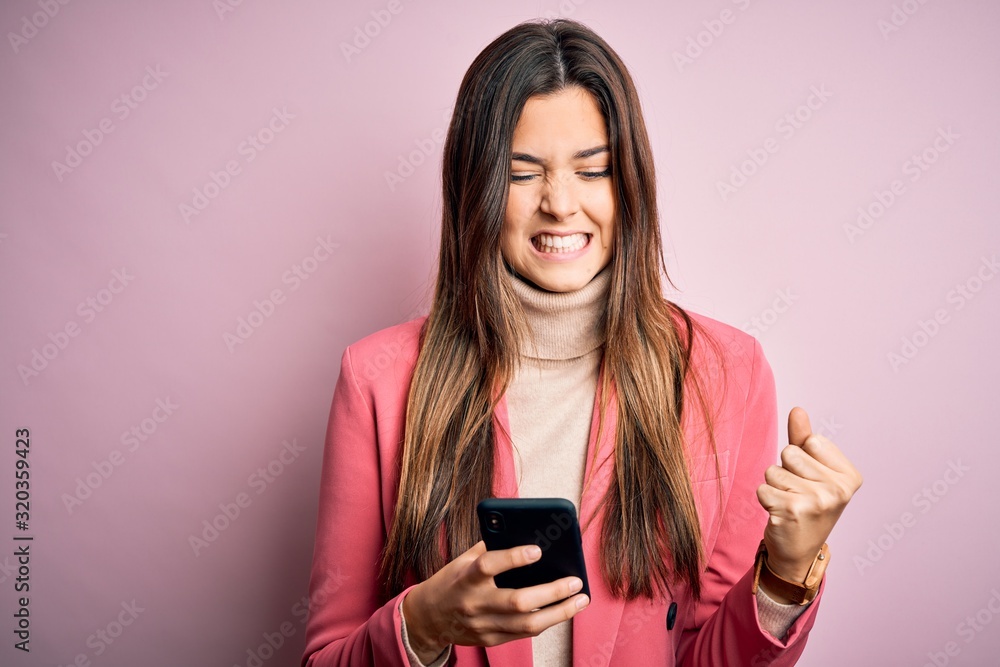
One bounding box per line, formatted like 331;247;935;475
501;85;615;293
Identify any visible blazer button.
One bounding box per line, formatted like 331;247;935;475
666;601;678;630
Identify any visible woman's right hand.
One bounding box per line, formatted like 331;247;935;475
401;539;590;662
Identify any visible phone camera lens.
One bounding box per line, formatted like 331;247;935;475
486;511;504;533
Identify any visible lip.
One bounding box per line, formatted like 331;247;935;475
529;231;593;262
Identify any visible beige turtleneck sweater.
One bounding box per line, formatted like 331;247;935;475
398;265;809;666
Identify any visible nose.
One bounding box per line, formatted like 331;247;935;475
539;172;581;221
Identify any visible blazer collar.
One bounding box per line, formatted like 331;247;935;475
486;361;626;667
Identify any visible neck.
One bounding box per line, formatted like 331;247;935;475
507;265;612;360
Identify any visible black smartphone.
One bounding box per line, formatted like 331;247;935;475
476;497;591;603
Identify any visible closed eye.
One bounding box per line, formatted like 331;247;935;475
510;168;612;183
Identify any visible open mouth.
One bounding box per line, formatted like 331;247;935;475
531;232;591;254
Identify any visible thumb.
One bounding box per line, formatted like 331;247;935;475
788;406;813;447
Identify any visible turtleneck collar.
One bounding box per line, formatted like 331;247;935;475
507;264;612;360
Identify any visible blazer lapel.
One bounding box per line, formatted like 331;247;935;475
485;363;627;667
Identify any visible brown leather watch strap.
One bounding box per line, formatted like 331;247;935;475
751;539;829;605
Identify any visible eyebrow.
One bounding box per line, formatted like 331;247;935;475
511;145;609;165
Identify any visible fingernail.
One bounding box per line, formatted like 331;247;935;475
526;546;541;558
575;595;589;609
568;578;582;593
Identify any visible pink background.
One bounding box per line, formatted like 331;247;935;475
2;1;998;665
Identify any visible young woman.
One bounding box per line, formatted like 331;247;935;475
301;18;862;667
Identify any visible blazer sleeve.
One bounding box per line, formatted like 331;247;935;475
300;345;421;667
675;337;828;666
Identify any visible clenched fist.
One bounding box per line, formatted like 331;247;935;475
756;406;864;583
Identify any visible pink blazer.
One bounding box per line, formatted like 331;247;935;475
301;311;826;666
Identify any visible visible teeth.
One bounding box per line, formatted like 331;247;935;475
532;233;589;253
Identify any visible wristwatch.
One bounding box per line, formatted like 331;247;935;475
751;539;829;605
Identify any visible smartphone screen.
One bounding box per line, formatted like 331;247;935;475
476;497;591;602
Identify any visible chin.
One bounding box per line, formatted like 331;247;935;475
531;271;593;293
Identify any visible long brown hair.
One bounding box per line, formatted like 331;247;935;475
378;18;730;605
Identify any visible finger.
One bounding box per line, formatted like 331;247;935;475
456;540;488;567
778;444;837;483
479;592;589;639
756;481;800;513
471;544;542;582
799;433;861;478
488;576;585;615
764;466;825;493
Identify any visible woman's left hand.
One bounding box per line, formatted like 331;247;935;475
755;406;864;582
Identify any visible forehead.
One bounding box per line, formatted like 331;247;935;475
511;87;608;152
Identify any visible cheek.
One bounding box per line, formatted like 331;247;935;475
500;216;522;259
582;180;613;210
506;189;532;219
503;195;532;239
585;191;616;237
